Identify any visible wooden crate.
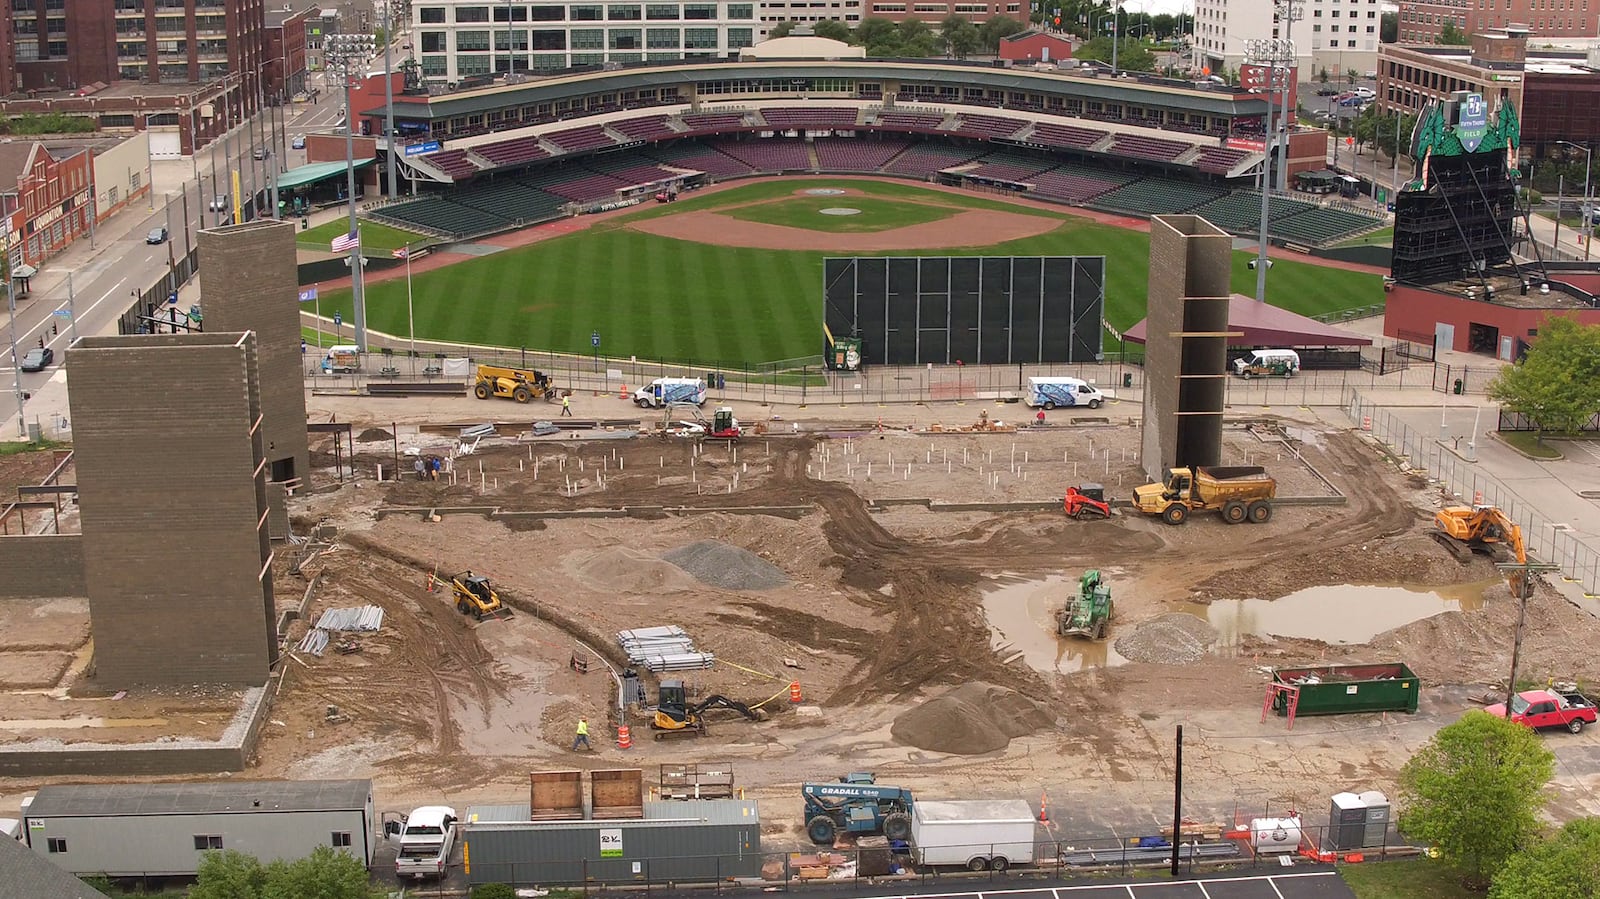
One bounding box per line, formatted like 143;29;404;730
530;770;583;820
591;768;645;819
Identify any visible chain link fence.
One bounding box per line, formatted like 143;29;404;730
1347;389;1600;596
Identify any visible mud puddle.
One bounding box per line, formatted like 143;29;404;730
1191;579;1497;651
981;574;1128;674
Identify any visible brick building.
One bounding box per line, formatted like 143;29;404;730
265;4;316;101
0;141;94;271
68;332;277;688
998;30;1073;64
1396;0;1599;44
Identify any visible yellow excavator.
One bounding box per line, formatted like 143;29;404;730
1435;504;1528;593
448;571;515;621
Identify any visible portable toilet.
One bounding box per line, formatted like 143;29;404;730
1327;792;1366;850
1358;790;1391;847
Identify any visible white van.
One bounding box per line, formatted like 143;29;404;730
634;377;707;408
1233;349;1301;379
319;344;362;374
1026;376;1106;410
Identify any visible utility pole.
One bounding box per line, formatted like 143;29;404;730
1170;724;1183;877
1500;560;1562;715
326;33;377;351
3;191;22;437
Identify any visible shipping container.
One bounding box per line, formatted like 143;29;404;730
910;799;1038;871
462;799;760;886
21;780;374;877
1271;663;1420;716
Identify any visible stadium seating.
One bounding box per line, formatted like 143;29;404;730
421;149;481;181
644;142;756;177
1093;178;1226;216
873;112;945;131
370;197;512;239
708;138;811;172
882;142;987;177
546;125;618;153
472;136;550;168
1029;164;1133;203
954;114;1027;139
454;181;568;224
1193;146;1252;175
1271;206;1386;245
964;151;1057;183
1189;191;1319;233
760;107;861;129
678;112;748;134
521;166;633;203
611;115;677;141
584;155;680;186
1027;122;1108;150
1107;134;1193;162
813;138;911;172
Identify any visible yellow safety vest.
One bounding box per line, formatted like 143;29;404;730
576;720;588;736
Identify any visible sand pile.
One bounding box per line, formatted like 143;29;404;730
663;540;789;590
573;547;700;594
1114;613;1219;664
356;428;394;442
890;682;1055;754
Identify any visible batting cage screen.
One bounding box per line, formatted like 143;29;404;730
823;256;1105;366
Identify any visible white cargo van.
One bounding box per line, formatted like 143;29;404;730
633;377;707;408
1025;376;1105;410
1232;349;1301;379
385;805;457;880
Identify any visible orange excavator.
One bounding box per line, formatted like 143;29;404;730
1435;503;1528;593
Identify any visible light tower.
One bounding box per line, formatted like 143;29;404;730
1245;37;1296;302
325;32;377;351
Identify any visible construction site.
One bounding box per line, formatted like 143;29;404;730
4;400;1597;843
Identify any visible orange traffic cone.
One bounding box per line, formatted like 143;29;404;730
617;725;632;749
619;383;629;400
789;681;802;703
1038;791;1049;823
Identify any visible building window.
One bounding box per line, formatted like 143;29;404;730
608;4;642;18
646;27;679;46
728;26;754;46
457;30;491;50
532;29;567;48
455;6;491;22
729;3;754;16
193;835;223;850
420;55;448;76
47;838;67;853
646;3;679;17
572;4;604;19
418;6;445;22
332;832;352;848
684;2;716;17
420;32;446;52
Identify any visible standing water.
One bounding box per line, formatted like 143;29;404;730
1189;579;1497;653
981;574;1128;674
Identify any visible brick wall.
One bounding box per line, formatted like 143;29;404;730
0;535;85;597
197;222;311;489
67;333;275;688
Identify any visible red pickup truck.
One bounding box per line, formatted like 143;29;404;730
1485;689;1598;734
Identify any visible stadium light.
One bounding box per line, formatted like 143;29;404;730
326;32;377;351
1245;37;1295;303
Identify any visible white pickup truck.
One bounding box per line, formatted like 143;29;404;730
384;806;457;880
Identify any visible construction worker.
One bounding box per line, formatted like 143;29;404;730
1036;409;1046;428
572;716;590;751
561;394;572;417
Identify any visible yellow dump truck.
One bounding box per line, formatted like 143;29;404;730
472;364;556;403
1132;465;1277;525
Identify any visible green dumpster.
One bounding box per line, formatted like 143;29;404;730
1271;663;1419;717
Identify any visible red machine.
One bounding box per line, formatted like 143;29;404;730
1064;484;1111;519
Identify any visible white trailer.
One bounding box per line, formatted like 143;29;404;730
21;780;375;877
910;799;1037;872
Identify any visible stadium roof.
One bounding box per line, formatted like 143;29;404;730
739;36;865;60
1123;295;1372;347
276;158;374;190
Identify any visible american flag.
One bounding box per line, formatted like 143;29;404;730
392;246;409;259
331;229;358;253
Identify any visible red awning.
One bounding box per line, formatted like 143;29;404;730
1122;295;1372;347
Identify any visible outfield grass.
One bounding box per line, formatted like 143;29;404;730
313;179;1383;367
1340;859;1476;899
724;196;957;232
298;218;426;253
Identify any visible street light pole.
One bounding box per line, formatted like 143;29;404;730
1247;38;1294;302
1274;0;1303;191
3;191;22;438
384;0;399;199
327;33;377;352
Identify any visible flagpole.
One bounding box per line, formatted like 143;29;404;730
315;288;322;350
405;242;415;361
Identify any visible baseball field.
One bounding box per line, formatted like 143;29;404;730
312;178;1383;367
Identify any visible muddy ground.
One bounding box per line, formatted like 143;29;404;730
5;419;1600;838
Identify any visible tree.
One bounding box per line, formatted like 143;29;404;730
767;19;796;37
1346;67;1359;86
1398;711;1556;888
1488;315;1600;444
1438;21;1472;44
812;19;853;42
1490;818;1600;899
190;850;267;899
1073;36;1157;71
896;18;943;56
261;846;377;899
978;15;1026;52
855;16;900;53
1318;66;1329;85
1149;12;1175;39
1381;11;1398;42
941;14;981;57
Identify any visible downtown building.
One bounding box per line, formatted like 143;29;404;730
1192;0;1381;79
1397;0;1599;44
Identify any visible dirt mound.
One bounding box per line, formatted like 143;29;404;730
663;540;789;590
356;428;394;443
574;547;700;594
890;682;1055;754
1114;613;1219;664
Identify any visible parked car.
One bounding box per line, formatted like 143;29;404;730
291;134;306;149
20;347;53;372
208;194;228;212
146;226;168;244
1486;689;1598;734
252;146;270;160
1352;87;1376;99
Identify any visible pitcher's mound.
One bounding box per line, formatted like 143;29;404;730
891;682;1054;754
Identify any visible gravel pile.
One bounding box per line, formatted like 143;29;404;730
891;682;1055;755
1113;613;1219;664
356;428;394;443
663;540;789;591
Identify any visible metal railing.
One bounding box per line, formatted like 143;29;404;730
1347;389;1600;596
